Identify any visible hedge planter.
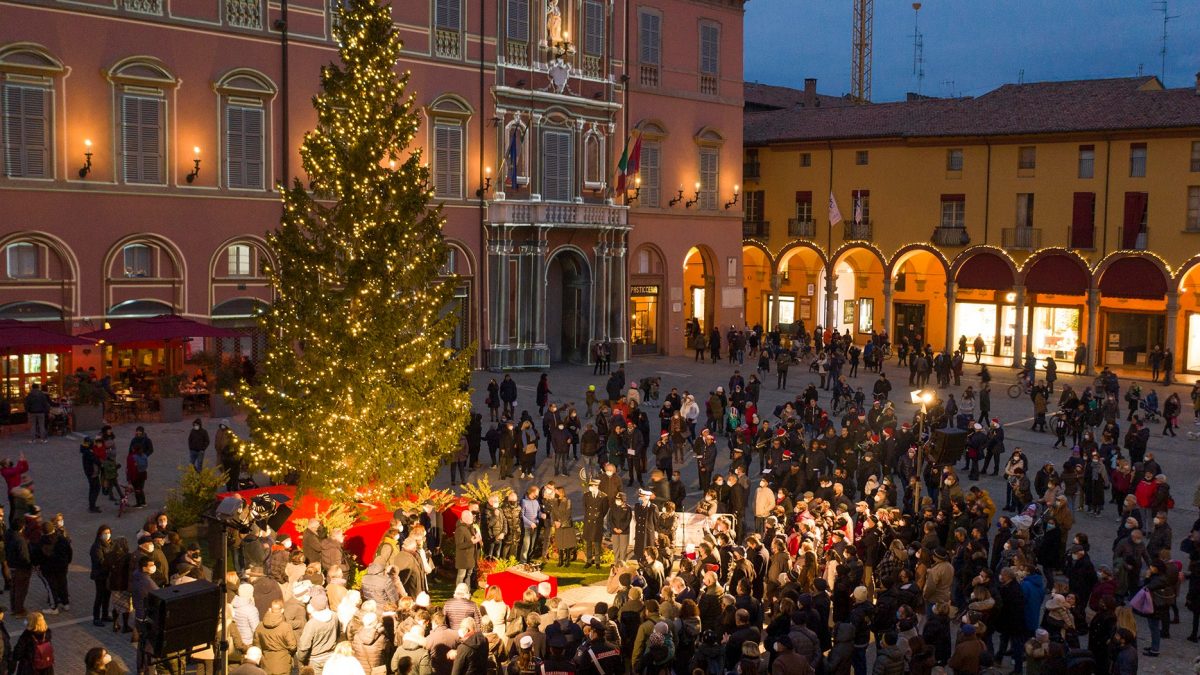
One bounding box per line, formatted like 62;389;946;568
73;405;104;433
210;394;236;419
159;397;183;423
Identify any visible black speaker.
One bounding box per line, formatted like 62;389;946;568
929;428;967;465
265;502;293;532
145;580;221;657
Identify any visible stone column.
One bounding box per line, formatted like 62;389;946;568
770;273;783;329
824;270;837;330
610;233;629;362
486;230;512;370
1086;288;1100;376
593;237;611;347
1010;284;1026;369
531;229;549;367
944;281;957;353
882;277;894;338
1166;290;1180;368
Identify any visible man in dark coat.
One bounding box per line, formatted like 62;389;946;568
454;510;481;588
581;480;608;568
450;617;489;675
632;490;657;560
994;567;1027;672
394;537;427;596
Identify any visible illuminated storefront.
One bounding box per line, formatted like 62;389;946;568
3;353;63;403
630;285;660;355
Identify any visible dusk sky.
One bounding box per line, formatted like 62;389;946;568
744;0;1200;102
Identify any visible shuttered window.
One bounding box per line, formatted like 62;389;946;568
584;0;604;55
433;121;463;198
1122;192;1148;249
2;84;50;179
5;243;38;279
639;11;660;66
699;22;719;75
541;130;573;202
226;105;264;190
640;141;660;208
435;0;460;30
1071;192;1096;248
699;148;718;210
121;95;164;184
507;0;528;40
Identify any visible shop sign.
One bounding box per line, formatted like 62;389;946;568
631;285;660;296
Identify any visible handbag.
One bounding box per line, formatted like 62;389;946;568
1130;586;1154;615
523;443;538;455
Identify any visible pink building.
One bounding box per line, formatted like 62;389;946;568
0;0;744;393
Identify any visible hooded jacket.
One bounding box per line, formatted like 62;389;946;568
231;585;261;646
253;608;297;675
825;622;855;675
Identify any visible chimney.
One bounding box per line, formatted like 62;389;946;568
804;78;817;107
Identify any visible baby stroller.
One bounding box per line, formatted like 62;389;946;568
1138;391;1161;423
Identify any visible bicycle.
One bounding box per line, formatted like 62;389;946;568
113;482;134;517
1007;377;1033;399
878;344;893;361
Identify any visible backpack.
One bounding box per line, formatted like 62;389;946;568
32;635;54;669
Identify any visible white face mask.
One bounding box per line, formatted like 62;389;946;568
145;544;154;553
102;533;111;541
606;470;614;476
589;487;598;496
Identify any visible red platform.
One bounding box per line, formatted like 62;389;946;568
487;568;558;606
220;485;470;565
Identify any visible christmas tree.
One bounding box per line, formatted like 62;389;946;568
236;0;471;502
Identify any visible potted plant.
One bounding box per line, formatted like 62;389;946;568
156;373;185;423
70;378;106;432
164;464;227;540
209;357;243;419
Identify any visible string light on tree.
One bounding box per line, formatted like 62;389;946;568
235;0;472;503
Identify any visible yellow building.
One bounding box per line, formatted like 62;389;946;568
740;76;1200;376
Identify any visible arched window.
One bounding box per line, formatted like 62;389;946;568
216;69;276;191
5;242;40;279
500;117;529;191
0;44;65;179
540;114;574;202
106;57;178;186
429;96;472;199
583;129;604;190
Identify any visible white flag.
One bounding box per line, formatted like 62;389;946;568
854;193;863;225
828;191;844;225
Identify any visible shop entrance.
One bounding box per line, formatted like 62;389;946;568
893;302;926;347
684;246;716;341
546;249;592;363
1103;312;1164;368
630;285;659;355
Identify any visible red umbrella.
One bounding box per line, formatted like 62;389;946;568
0;319;94;354
80;314;244;346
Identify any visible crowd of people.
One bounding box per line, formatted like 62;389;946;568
0;322;1195;675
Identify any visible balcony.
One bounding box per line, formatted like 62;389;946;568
931;226;969;247
581;55;602;78
435;29;461;59
1116;226;1149;251
743;221;770;238
1066;225;1095;250
788;219;816;238
506;40;529;66
742;162;760;181
486;200;627;228
225;0;262;28
639;64;659;87
843;221;872;241
700;74;718;95
1002;227;1041;250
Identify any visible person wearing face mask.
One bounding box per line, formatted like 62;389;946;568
632;490;657;561
89;526;112;627
608;492;632;564
187;418;210;473
450;616;489;675
125;427;153;509
134;536;167;588
579;480;609;569
84;646;127;675
130;556;158;644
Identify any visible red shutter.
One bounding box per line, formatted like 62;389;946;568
1122;192;1147;249
941;193;965;202
795;190;812;203
1071;192;1095;249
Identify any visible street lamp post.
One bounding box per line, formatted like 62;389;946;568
910;389;932;514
